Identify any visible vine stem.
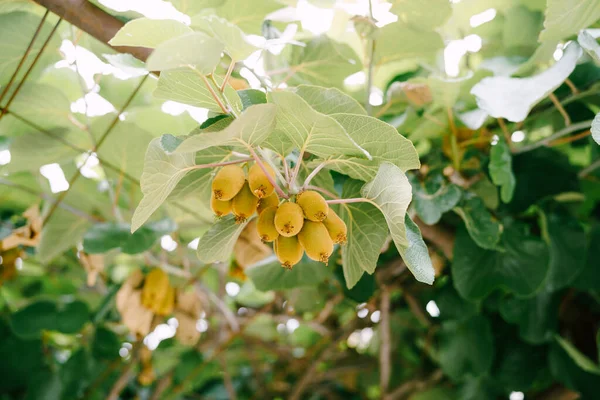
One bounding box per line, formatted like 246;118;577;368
515;119;593;154
326;197;369;204
187;157;253;171
248;147;289;199
220;58;236;92
303;161;327;188
579;158;600;178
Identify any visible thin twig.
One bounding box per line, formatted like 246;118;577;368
447;107;461;170
549;129;591;146
515;119;593;154
579;158;600;178
221;59;236;92
384;369;443;400
303;161;327;189
306;185;339;199
289;147;306;190
565;78;578;95
150;373;173;400
497;118;515;152
0;10;49;105
191;66;228;114
380;287;391;395
248;147;289;199
107;346;140;400
195;282;240;332
220;356;238;400
326;197;370;205
549;92;571;126
403;292;431;327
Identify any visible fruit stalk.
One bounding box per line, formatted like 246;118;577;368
248;146;289;199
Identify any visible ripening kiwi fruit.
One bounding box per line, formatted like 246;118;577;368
257;192;279;214
297;190;329;221
155;285;175;316
323;208;347;244
256;206;279;242
142;268;170;310
210;193;232;217
212;165;246;201
249;163;276;198
274;201;304;237
275;235;304;269
232;181;259;223
298;220;334;263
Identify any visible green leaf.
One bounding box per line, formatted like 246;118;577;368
503;6;543;49
25;369;62;400
237;89;266;110
339;179;388;288
190;15;258;60
312;113;420;181
10;301;58;339
56;301;90;334
127;105;199;137
174;103;277;153
270;36;361;89
146;33;224;73
38;209;92;263
295;85;367;116
541;204;587;290
83;219;176;254
7;83;74;130
453;194;502;250
154;70;242;113
555;336;600;375
377;23;444;65
410;173;462;225
500;289;560;344
452;222;549;300
592;111;600;145
390;0;451;28
493;332;547;392
131;137;196;232
108;18;192;48
246;257;331;291
217;0;283;35
578;30;600;63
362;163;435;284
266;91;370;159
196;215;248;263
93;326;121;360
471;42;582;122
573;223;600;290
438;316;494;381
549;341;600;397
489;138;515;203
539;0;600;42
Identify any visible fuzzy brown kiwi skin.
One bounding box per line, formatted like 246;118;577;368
210;193;232;217
274;202;304;237
297;220;334;263
297;190;329;222
257;192;279;214
322;208;347;244
256;206;279;242
249;163;276;198
275;235;304;269
212;165;246;201
232;181;259;223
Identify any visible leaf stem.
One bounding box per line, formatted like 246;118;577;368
515;119;593;154
220;59;236;92
579;158;600;178
306;185;339;199
190;66;229;114
549;92;571;126
326;197;370;204
303;161;327;189
447;107;461;170
290;147;306;191
188;157;252;171
248;146;289;199
497;117;515;152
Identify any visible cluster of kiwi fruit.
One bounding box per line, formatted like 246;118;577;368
210;162;347;269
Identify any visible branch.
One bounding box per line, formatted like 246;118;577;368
515;119;593;154
302;161;327;189
384;369;443;400
221;58;236;92
380;287;391;395
220;356;238;400
107;346;140;400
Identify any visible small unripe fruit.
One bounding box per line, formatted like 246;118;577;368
232;181;259;223
142;268;170;310
275;235;304;269
249;163;276;198
257;192;279;214
212;165;245;201
256;206;279;242
210;193;232;217
323;208;347;244
274;202;304;237
298;220;333;263
297;190;329;221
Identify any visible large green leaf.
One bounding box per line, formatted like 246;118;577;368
438;315;494;381
108;18;192;48
539;0;600;42
174;104;277;153
9;300;89;339
503;6;543;49
266;91;370;159
377;23;444;65
190;15;258;60
390;0;451;28
83;219;176;255
410;173;462;225
7;83;74;130
38;209;92;263
295;85;367;116
362;163;434;284
339;180;388;289
126;105;199;137
310;113;420;181
270;36;361;89
453;194;502;250
489;137;515;203
246;257;331;291
131;137;196;232
196;215;248;263
216;0;283;35
146;33;224;73
452;222;549;300
470;42;582;122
